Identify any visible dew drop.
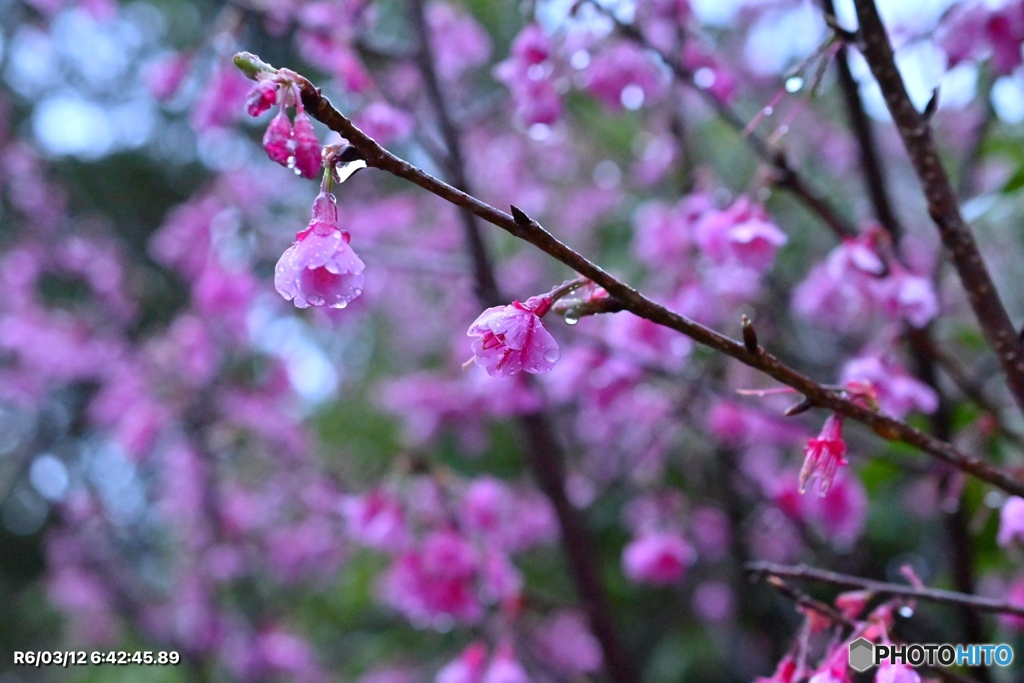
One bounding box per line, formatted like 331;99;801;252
335;159;368;184
785;76;804;93
762;105;774;116
564;315;579;326
898;605;914;618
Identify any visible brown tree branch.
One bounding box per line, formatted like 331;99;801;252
748;561;1024;618
760;575;982;683
851;0;1024;416
234;52;1024;497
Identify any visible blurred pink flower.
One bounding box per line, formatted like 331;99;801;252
998;496;1024;547
494;24;563;126
381;531;483;626
482;644;529;683
427;2;492;80
840;354;938;419
343;489;409;552
532;610;603;676
694;198;787;272
583;42;667;111
622;530;693;585
436;642;488;683
875;662;921;683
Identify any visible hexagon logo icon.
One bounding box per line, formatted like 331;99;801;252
849;637;875;672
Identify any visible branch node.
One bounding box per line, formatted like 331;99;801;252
511;205;534;227
742;314;760;353
784;398;815;417
823;14;859;44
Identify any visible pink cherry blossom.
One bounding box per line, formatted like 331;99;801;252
353;102;414;146
381;530;483;626
583;42;667;111
799;413;847;496
693;197;787;272
840;354;938;419
467;296;559;377
998;496;1024;547
291;109;322;179
494;24;563;126
622;530;693;585
145;52;191;101
343;489;409;552
246;78;279;117
532;610;603;676
936;3;989;68
427;2;492;80
263;111;294;166
275;190;365;309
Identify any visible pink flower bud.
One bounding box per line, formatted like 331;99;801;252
246;79;279;117
263;111;294;166
291;110;322;179
466;296;559;377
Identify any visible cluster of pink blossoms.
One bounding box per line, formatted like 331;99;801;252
793;226;938;333
246;72;322;179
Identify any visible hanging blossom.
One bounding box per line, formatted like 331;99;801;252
275;169;365;309
245;71;322;179
799;413;847;496
466;279;592;378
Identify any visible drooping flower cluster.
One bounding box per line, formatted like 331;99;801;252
275;187;365;309
245;73;322;179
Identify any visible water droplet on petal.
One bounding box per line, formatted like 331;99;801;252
785;76;804;93
564;314;579;325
